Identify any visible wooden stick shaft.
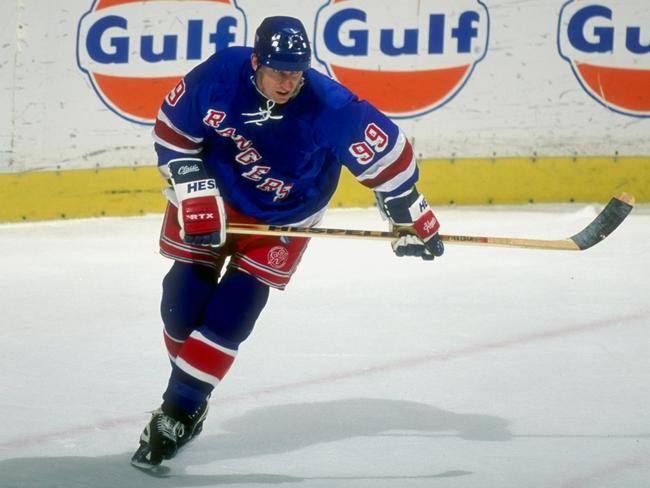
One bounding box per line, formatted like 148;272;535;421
226;193;634;252
226;223;579;250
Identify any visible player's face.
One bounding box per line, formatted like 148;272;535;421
251;55;303;104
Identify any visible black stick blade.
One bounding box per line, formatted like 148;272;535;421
570;193;635;250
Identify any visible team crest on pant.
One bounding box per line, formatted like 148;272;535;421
267;246;289;269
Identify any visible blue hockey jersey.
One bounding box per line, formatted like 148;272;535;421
153;46;418;225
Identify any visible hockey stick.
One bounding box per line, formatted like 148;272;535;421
227;193;635;251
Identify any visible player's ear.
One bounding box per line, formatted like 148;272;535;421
250;53;259;72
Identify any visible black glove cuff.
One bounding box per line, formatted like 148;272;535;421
379;187;419;224
168;158;209;184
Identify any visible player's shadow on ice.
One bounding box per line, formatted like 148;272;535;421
198;397;512;461
0;398;510;487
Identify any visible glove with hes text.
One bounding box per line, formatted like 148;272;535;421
167;158;226;247
379;187;444;261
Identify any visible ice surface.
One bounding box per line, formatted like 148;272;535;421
1;204;649;488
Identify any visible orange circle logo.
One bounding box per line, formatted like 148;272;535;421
559;1;650;117
314;0;490;118
76;0;247;124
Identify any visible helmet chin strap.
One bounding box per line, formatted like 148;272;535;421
251;71;269;99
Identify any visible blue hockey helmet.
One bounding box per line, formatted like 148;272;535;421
254;16;311;72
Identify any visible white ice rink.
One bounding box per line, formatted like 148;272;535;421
1;204;649;488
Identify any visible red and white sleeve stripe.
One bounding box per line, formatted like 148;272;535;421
356;131;418;193
152;109;204;155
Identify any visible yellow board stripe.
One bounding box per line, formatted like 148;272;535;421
416;156;650;205
1;166;166;222
329;156;650;207
0;156;648;222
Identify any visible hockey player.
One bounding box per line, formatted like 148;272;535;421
131;16;444;468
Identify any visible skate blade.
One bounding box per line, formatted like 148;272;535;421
130;458;172;477
131;444;168;474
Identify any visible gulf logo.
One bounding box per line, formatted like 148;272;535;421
558;1;650;118
314;0;490;119
76;0;246;125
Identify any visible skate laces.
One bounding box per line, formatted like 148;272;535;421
155;413;185;440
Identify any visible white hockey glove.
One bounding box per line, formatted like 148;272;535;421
167;158;226;247
378;187;444;261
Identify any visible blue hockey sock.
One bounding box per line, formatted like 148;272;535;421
162;268;269;415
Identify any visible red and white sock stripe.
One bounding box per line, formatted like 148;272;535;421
173;330;238;387
163;328;185;360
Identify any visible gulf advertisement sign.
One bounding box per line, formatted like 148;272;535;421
314;0;490;118
558;1;650;117
76;0;246;124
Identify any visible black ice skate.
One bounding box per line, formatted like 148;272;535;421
178;400;209;447
131;400;209;469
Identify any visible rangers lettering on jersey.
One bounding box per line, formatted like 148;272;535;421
152;47;419;224
200;110;293;200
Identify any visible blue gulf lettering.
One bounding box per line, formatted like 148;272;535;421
86;15;129;64
568;5;613;53
187;20;203;59
209;17;237;52
428;14;445;54
380;28;418;56
452;11;480;53
626;27;650;54
141;34;178;62
324;8;368;56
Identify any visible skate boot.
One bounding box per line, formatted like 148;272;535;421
178;399;209;448
131;400;208;469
